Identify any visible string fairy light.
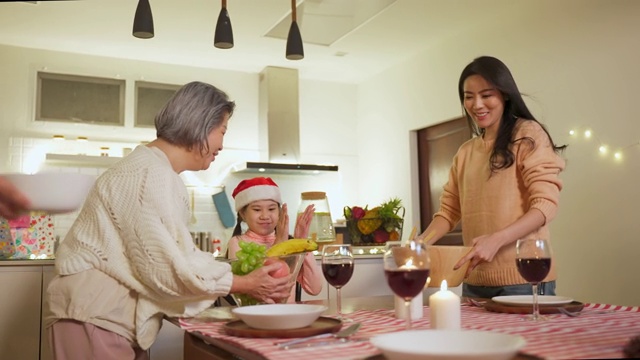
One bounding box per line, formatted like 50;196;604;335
567;127;639;163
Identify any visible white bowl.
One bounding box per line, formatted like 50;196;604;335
370;330;526;360
231;304;327;330
3;173;95;214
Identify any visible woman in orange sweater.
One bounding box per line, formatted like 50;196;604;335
417;56;566;298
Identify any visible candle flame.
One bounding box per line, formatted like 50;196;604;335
400;258;417;270
440;279;448;291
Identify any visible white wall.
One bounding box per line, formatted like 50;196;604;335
0;44;359;247
357;0;640;306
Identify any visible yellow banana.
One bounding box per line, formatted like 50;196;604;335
266;238;318;257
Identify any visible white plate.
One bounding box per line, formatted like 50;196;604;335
2;173;95;214
231;304;327;330
492;295;574;306
370;330;526;360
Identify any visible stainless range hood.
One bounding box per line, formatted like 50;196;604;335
232;66;338;175
233;162;338;175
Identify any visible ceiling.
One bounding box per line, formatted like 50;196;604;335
0;0;529;84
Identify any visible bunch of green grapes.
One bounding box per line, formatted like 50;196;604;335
230;241;267;306
231;241;267;275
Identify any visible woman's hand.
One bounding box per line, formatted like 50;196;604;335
231;262;293;303
0;177;31;219
453;209;546;276
293;204;315;239
454;233;505;276
275;203;290;244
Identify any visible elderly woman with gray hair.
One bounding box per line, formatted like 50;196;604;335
45;81;293;360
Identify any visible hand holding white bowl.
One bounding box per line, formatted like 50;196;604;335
2;173;95;214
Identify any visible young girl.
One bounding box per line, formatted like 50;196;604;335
416;56;566;299
227;177;323;303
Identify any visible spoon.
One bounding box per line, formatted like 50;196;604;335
275;322;361;349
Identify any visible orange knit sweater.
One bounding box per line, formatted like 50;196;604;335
434;120;565;287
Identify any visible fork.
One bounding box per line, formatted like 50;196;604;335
558;308;614;317
464;298;486;307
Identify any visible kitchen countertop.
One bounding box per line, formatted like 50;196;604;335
311;245;386;259
0;259;56;266
0;245;385;266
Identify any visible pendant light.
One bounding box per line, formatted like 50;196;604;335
286;0;304;60
132;0;154;39
214;0;234;49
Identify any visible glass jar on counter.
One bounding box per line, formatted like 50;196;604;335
298;191;335;243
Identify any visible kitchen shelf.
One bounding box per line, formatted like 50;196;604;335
45;153;122;167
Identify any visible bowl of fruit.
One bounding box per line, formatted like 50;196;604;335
230;239;317;306
344;198;404;245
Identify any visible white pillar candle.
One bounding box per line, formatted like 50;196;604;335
429;280;461;330
394;293;423;320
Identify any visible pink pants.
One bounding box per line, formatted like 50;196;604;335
48;319;149;360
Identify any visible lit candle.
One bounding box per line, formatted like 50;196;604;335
429;280;461;330
394;259;423;320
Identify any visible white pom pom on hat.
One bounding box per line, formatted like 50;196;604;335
231;177;282;211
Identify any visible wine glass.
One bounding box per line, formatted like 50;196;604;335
516;239;552;321
322;244;354;321
383;240;430;330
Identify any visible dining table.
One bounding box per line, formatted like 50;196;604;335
174;295;640;360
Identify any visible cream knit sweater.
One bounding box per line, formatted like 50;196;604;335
53;145;233;349
435;120;565;287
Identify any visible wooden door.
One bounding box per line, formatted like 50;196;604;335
417;117;470;245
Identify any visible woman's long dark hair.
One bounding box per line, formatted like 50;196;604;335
458;56;566;172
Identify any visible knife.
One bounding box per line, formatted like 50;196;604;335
275;322;361;348
280;337;369;350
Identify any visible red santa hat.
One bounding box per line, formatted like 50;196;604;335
231;177;282;211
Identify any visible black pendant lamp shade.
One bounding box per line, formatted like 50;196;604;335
286;0;304;60
214;0;234;49
132;0;154;39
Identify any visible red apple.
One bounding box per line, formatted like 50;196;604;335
264;257;289;278
373;229;390;243
352;206;366;220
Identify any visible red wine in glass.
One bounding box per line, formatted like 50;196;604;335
515;239;553;321
322;244;354;321
322;263;354;288
383;241;430;330
517;258;551;283
385;269;430;300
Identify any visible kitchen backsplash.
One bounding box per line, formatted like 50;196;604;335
6;137;347;257
6;136;234;254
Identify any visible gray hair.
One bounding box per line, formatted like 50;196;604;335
155;81;235;155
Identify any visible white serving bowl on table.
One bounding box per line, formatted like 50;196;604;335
370;329;526;360
3;172;95;214
231;304;327;330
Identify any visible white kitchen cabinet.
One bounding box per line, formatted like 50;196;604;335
36;72;125;126
0;263;188;360
40;265;55;360
0;265;43;360
301;256;392;302
149;319;184;360
333;256;392;299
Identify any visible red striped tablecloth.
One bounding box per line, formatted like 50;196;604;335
179;303;640;360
